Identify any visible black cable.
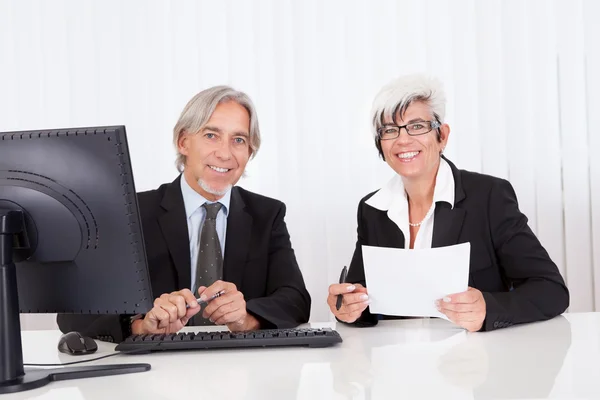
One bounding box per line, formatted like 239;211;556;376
24;346;158;367
24;352;123;367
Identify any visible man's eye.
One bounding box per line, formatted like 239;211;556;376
411;124;424;130
205;133;216;139
234;137;246;144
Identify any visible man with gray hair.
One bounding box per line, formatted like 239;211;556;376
58;86;311;341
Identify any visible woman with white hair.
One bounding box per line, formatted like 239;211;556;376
327;74;569;332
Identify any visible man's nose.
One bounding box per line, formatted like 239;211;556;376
215;139;232;160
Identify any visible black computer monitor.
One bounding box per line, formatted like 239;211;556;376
0;126;154;394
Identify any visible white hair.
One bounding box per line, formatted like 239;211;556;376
370;74;446;140
198;180;231;197
173;86;261;172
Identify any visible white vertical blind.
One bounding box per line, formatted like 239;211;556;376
555;0;595;312
584;0;600;311
1;0;598;328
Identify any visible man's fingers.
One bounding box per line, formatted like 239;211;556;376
203;292;238;319
185;304;202;319
155;295;179;322
173;289;199;309
206;301;241;322
200;280;236;301
154;297;179;323
196;286;207;297
224;310;246;326
149;308;170;328
145;290;202;333
160;303;180;323
167;295;188;318
213;306;244;325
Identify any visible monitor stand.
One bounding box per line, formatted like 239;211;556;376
0;209;151;394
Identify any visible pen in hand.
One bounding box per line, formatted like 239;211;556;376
186;290;226;309
128;290;227;331
336;266;348;310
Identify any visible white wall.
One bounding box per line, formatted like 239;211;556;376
1;0;599;329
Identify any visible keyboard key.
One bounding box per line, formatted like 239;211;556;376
116;328;342;352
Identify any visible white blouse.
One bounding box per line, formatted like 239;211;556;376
366;158;456;249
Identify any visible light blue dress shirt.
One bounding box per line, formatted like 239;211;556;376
180;175;231;290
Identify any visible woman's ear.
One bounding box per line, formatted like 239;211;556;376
439;123;450;146
438;123;450;155
439;123;450;141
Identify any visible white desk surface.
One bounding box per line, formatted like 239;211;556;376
5;312;599;399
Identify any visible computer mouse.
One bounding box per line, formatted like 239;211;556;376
57;331;98;355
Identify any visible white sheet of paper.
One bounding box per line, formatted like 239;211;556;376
362;242;470;319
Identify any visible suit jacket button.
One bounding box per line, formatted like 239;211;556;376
493;321;499;328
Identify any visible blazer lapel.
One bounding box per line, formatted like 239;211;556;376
223;187;252;289
432;156;466;248
370;207;406;248
431;204;465;247
158;175;191;289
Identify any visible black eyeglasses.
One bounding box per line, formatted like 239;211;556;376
377;120;441;140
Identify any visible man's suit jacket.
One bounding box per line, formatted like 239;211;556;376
58;176;311;342
346;157;569;331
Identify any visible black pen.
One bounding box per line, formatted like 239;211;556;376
336;266;348;310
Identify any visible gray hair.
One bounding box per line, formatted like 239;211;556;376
370;74;446;159
173;86;261;172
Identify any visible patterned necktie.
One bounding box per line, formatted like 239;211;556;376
190;202;223;326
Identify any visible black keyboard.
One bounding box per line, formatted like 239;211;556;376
115;328;342;352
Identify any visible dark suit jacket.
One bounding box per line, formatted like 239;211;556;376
346;157;569;331
58;176;311;341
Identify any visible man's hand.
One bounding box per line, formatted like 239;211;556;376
327;283;370;323
437;287;486;332
132;289;200;335
198;280;260;332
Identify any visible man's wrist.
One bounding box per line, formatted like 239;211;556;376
131;319;144;335
229;313;261;331
242;314;261;331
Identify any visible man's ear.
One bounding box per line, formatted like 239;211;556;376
177;132;189;156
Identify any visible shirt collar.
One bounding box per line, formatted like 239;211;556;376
366;157;455;211
179;174;231;219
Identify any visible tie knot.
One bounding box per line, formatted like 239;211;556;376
202;202;222;220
